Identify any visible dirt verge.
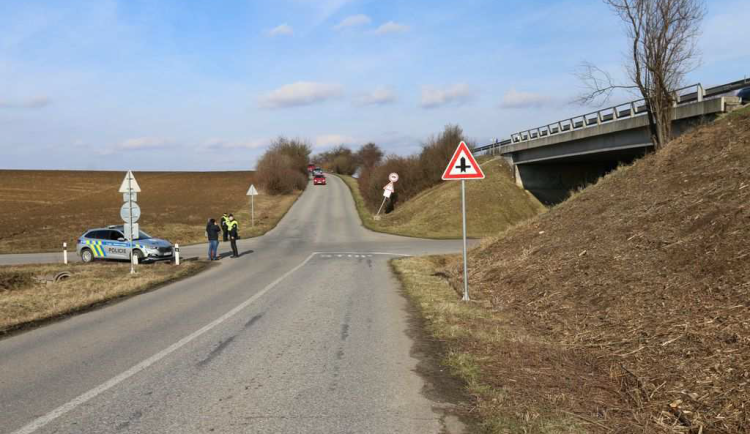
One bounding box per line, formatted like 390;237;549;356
0;261;212;336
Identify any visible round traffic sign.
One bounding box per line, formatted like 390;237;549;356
120;203;141;223
389;172;399;183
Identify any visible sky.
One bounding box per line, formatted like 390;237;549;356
0;0;748;171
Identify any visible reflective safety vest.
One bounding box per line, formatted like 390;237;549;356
227;220;238;231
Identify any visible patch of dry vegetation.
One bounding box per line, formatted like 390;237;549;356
393;256;585;433
0;261;210;334
340;159;546;239
402;106;750;433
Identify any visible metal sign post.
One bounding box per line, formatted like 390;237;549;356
375;174;398;218
460;180;469;301
128;175;135;274
441;142;485;302
119;171;142;275
247;184;259;227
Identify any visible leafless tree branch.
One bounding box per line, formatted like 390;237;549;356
577;0;706;150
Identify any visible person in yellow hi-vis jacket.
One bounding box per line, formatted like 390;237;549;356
221;213;230;242
226;214;240;258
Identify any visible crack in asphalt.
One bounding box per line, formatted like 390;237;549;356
197;336;236;368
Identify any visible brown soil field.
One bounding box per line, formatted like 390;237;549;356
0;171;300;254
0;261;210;334
403;106;750;433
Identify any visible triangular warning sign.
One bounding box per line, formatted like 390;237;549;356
247;184;259;196
442;142;485;180
118;170;142;193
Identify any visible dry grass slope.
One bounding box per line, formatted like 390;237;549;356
0;171;300;254
417;106;750;432
0;261;210;334
341;159;546;239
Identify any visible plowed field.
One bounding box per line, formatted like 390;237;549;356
0;171;299;253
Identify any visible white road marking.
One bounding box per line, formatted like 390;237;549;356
321;252;412;258
11;252;319;434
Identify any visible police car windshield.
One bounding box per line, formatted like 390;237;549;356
137;231;152;240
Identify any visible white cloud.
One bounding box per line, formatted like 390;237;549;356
333;14;371;30
0;96;51;109
374;21;410;35
420;84;473;109
315;134;357;148
118;137;173;150
354;87;397;106
259;81;344;109
268;24;294;36
293;0;357;25
202;138;268;150
499;89;552;109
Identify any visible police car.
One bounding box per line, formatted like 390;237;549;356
76;225;174;263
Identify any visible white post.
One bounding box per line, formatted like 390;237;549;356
375;197;387;217
461;180;469;302
63;242;68;265
128;174;135;275
175;244;180;266
251;195;255;227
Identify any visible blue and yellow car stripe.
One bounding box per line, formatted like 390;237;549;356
85;240;107;258
84;239;151;258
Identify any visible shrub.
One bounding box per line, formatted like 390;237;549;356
255;137;311;195
356;143;384;171
358;125;472;210
314;145;358;175
361;155;423;211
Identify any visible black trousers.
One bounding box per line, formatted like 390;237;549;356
230;238;239;257
222;229;228;241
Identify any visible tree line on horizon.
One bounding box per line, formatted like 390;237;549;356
253;125;474;211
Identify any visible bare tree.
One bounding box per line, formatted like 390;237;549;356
577;0;705;150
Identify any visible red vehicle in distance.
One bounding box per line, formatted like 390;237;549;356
313;174;327;185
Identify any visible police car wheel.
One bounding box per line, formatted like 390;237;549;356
81;249;94;263
132;250;145;262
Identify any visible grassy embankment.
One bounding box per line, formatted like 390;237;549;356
0;170;301;254
394;105;750;433
339;159;546;239
0;261;210;334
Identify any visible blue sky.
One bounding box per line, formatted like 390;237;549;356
1;0;748;171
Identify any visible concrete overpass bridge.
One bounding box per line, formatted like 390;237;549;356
478;79;748;204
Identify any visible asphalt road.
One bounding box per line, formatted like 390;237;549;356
0;175;469;434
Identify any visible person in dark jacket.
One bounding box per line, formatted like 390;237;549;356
221;213;230;242
227;214;240;258
206;218;221;260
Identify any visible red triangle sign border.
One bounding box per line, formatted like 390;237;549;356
442;141;485;180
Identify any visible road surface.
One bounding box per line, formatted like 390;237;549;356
0;175;468;434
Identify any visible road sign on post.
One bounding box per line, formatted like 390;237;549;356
247;184;259;227
120;202;141;223
442;142;484;301
389;172;399;183
376;182;395;217
119;171;141;275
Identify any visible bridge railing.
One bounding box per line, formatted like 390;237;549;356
476;82;715;154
